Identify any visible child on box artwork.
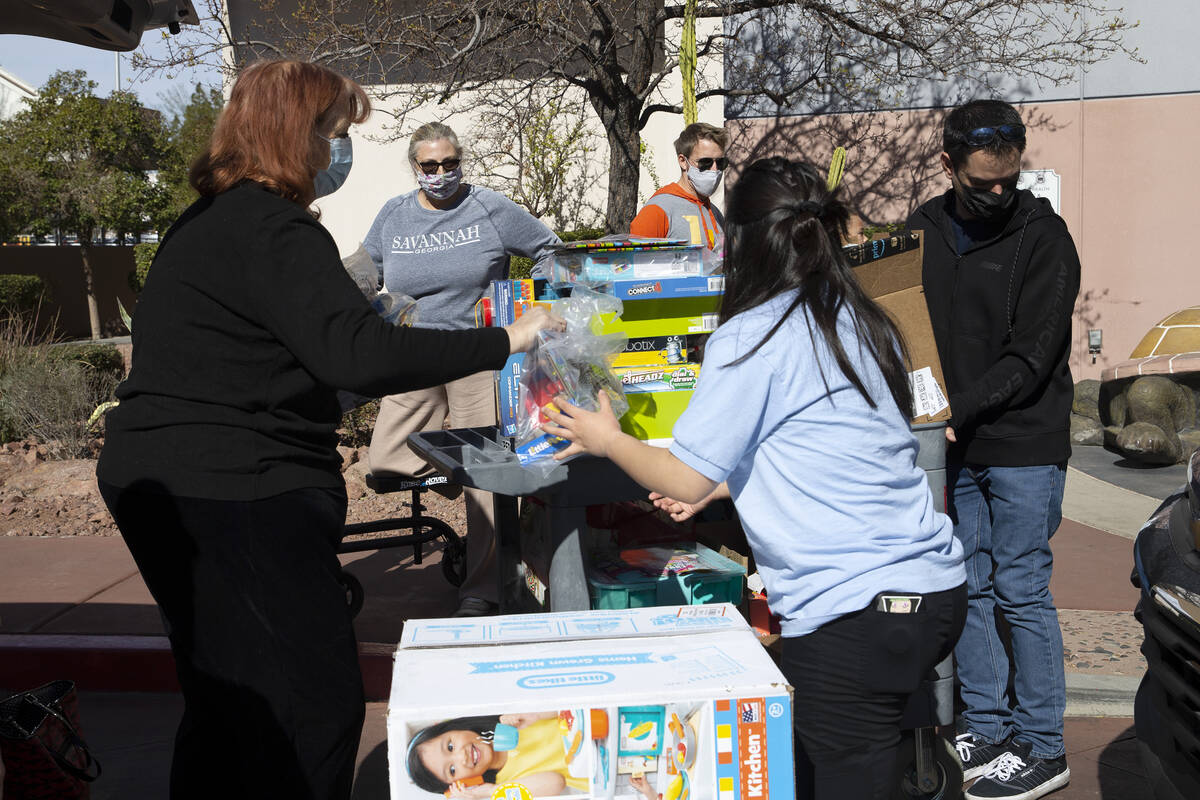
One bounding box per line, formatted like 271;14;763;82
543;158;968;800
407;712;587;798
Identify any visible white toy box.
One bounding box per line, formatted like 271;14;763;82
388;605;794;800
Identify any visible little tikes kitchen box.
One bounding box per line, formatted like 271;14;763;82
388;604;794;800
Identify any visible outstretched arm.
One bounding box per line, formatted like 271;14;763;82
649;482;730;522
543;393;717;505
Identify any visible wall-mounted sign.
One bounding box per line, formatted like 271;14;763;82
1018;169;1061;213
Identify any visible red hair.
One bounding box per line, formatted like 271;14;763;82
190;60;370;208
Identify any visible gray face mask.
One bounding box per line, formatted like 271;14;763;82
314;136;353;198
687;164;723;197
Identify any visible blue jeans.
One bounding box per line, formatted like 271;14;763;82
948;463;1067;759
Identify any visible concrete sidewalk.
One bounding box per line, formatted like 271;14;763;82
0;448;1179;798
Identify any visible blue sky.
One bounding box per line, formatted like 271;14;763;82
0;29;222;113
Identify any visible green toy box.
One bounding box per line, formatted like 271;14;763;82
587;542;747;610
590;295;721;339
619;389;694;441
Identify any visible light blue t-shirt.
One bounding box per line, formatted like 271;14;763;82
362;185;559;330
670;292;965;636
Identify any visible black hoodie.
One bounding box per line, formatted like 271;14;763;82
907;189;1080;466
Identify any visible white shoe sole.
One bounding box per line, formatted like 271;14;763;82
966;767;1070;800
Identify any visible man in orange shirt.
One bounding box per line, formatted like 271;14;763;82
630;122;727;249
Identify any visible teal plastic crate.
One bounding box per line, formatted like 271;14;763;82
587;541;746;609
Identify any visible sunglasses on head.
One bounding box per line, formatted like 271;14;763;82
961;124;1026;148
416;158;462;175
690;157;728;171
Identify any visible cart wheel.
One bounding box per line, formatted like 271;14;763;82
441;539;467;587
340;571;365;618
891;730;963;800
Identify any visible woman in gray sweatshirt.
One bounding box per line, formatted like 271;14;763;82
362;121;559;617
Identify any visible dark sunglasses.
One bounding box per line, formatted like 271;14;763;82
416;158;462;175
961;124;1026;147
690;157;728;171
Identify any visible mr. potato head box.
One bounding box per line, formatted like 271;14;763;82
388;604;795;800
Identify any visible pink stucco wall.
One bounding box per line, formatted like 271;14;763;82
728;94;1200;380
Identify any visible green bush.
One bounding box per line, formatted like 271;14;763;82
338;399;380;449
47;342;125;381
130;242;159;293
0;342;121;457
509;226;608;280
0;274;49;316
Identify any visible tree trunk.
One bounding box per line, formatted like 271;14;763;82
600;107;643;234
78;242;102;340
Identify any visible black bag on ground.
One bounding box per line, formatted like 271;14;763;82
0;680;101;799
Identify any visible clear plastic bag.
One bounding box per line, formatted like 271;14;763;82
513;287;629;474
341;243;381;296
337;246;421;411
369;291;419;327
702;232;725;275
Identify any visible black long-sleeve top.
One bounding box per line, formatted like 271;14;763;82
98;182;510;500
908;189;1081;467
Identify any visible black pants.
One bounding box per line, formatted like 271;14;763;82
781;584;967;800
98;480;365;800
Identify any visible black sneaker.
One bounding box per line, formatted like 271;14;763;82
955;733;1014;782
966;741;1070;800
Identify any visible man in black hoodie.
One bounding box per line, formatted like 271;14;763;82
908;100;1080;800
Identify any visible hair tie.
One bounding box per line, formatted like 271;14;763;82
792;200;825;219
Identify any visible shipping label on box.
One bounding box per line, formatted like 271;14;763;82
848;231;952;424
389;606;794;800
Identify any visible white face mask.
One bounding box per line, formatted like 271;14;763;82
314;136;353;198
687;163;723;197
416;165;463;201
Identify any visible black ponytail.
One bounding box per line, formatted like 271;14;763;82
719;157;913;417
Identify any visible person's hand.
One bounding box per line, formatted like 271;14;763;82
945;426;957;443
649;492;710;523
504;306;565;354
541;392;623;460
499;711;554;729
629;774;658;800
446;780;494;800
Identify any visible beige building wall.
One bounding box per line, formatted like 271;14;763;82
728;93;1200;381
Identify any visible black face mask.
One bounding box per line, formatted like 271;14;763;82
955;175;1017;222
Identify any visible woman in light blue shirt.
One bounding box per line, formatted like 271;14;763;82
546;158;967;800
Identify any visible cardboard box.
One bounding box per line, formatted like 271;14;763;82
388;605;795;800
847;232;952;424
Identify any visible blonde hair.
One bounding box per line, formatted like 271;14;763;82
674;122;728;157
408;122;462;162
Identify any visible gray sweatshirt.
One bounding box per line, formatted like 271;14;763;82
362;185;559;330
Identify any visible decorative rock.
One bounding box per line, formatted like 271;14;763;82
1073;379;1101;421
1070;413;1104;446
1111;421;1182;465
